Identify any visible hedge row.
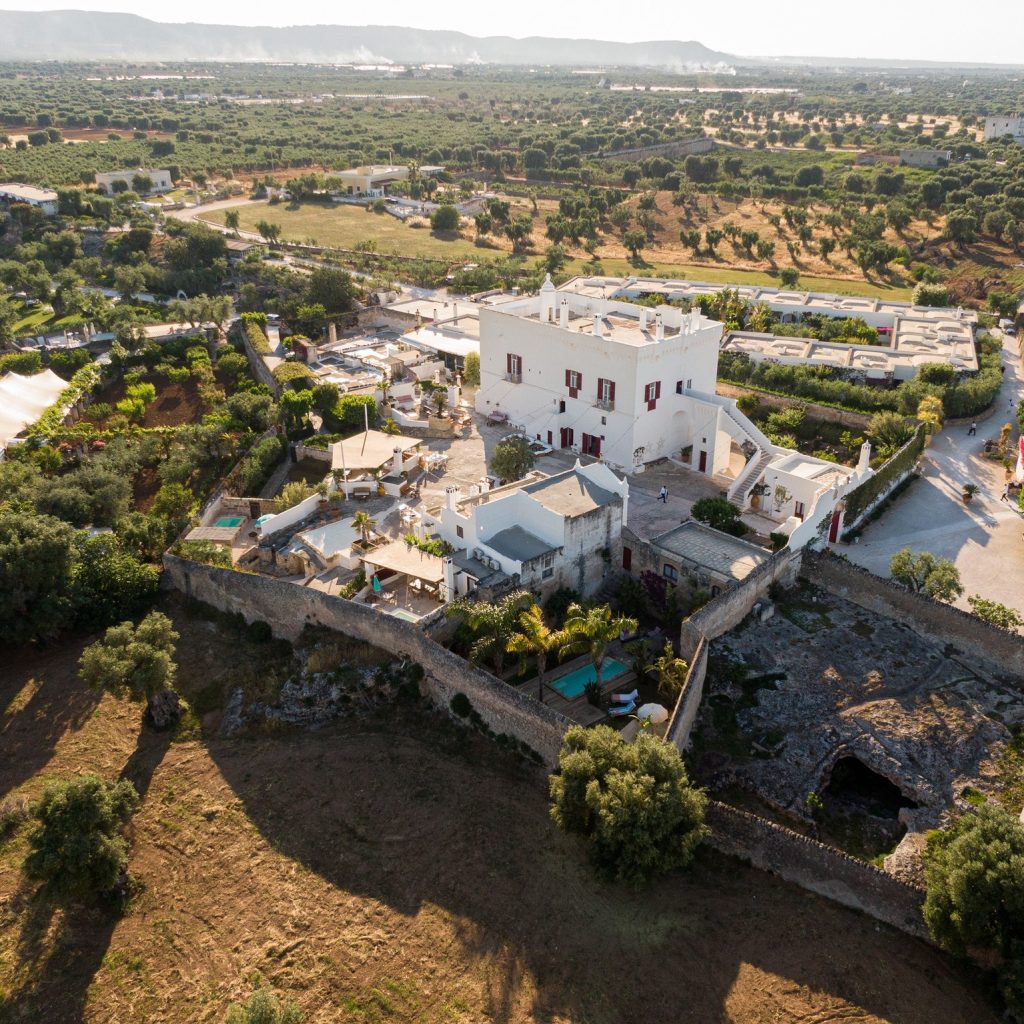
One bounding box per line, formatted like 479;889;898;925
843;422;927;526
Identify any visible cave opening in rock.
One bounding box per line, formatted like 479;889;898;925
822;756;919;819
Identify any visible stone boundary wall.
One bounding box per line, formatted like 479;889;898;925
715;382;872;430
706;801;928;939
681;547;803;655
597;136;714;161
162;555;572;764
665;636;708;753
806;551;1024;678
237;323;280;395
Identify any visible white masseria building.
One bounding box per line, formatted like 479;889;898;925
475;275;874;544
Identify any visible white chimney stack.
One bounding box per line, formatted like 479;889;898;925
655;311;664;342
559;297;569;329
639;308;648;331
445;485;460;510
592;315;603;338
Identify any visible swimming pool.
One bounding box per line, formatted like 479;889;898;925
213;515;244;529
549;658;629;699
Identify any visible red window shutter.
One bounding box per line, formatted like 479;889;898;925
655;381;662;399
565;368;571;387
581;432;590;452
609;380;616;402
506;352;513;373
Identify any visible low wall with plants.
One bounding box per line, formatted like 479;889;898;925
161;555;573;765
841;423;926;533
664;637;708;753
806;550;1024;679
715;382;872;430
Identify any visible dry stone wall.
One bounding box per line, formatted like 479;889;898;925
706;801;928;939
162;555;572;764
807;551;1024;679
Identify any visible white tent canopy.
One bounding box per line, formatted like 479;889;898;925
0;369;66;449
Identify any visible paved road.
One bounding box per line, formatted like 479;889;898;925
844;332;1023;616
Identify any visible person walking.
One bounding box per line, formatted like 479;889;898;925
967;421;977;436
1002;482;1011;503
659;485;668;503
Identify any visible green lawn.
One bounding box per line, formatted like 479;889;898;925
12;302;84;337
208;199;916;301
205;201;484;262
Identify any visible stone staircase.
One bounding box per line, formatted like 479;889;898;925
727;451;773;506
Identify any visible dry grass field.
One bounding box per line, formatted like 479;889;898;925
0;597;998;1023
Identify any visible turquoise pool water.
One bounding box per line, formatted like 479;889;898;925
549;658;629;699
214;515;244;529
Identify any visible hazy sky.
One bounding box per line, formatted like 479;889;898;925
7;1;1019;64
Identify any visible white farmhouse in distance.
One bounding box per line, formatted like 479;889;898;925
94;168;173;195
0;182;58;216
984;116;1024;144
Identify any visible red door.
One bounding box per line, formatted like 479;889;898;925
547;431;553;446
592;436;601;458
560;427;569;448
698;450;707;472
829;508;841;543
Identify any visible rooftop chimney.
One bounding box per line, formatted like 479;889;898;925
559;297;569;329
655;311;664;342
592;315;603;338
445;485;460;510
639;308;648;331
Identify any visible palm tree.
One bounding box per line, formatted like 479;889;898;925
558;603;638;690
507;603;561;701
446;590;534;677
431;388;447;416
352;510;376;546
376;377;393;406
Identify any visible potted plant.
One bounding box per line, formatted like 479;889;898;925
962;483;980;504
748;482;770;510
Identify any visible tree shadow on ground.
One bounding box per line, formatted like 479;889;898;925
206;711;997;1024
0;636;102;800
2;874;120;1024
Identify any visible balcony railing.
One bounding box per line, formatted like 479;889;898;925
503;372;522;383
594;397;615;411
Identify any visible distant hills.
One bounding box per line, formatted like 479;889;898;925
0;11;735;67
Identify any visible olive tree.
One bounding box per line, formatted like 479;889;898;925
550;725;708;884
78;611;181;727
23;774;139;899
923;805;1024;1013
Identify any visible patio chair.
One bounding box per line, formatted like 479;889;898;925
608;700;636;718
611;689;638;705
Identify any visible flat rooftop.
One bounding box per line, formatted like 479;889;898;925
653;520;770;583
0;182;58;202
337;165;407;177
485;525;558;563
560;275;979;327
521;469;619;517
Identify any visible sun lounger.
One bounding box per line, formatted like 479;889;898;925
611;689;638;705
608;700;636;717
